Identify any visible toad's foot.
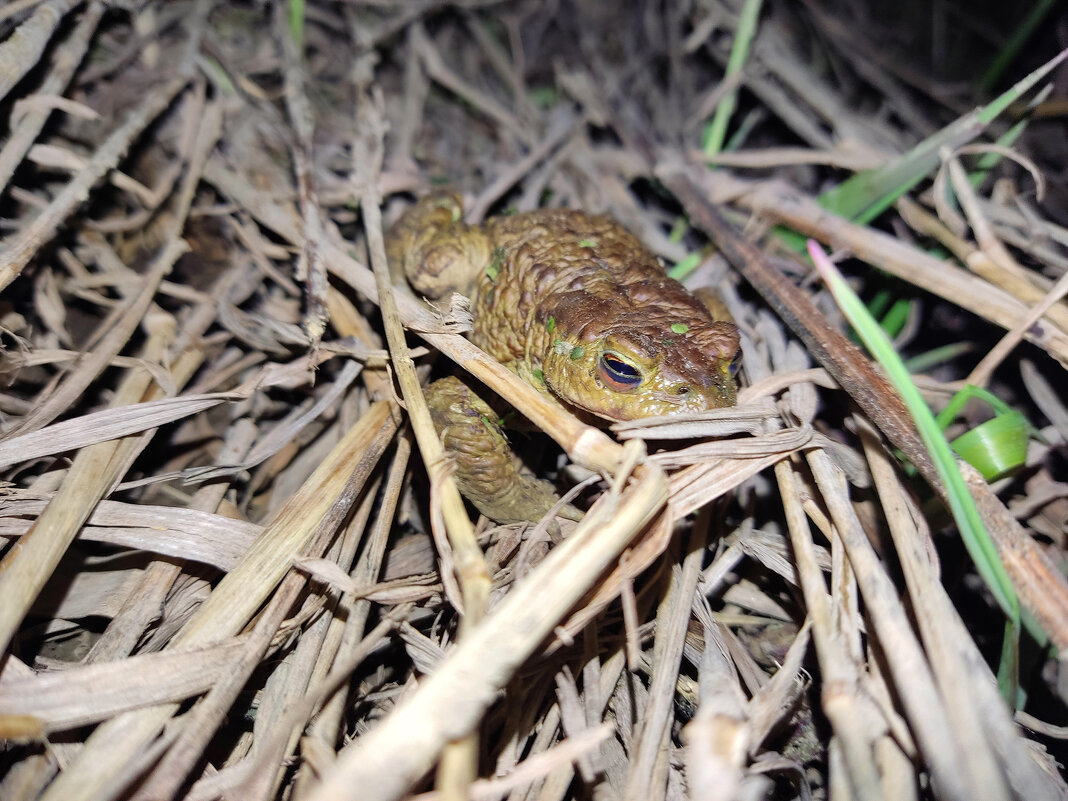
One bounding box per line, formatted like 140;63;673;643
385;190;491;300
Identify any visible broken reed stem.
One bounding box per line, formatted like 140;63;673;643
238;605;414;801
353;94;489;625
175;401;397;649
236;487;386;801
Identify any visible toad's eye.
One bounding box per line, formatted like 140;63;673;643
729;351;743;377
599;352;642;390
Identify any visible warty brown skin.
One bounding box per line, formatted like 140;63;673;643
388;190;742;522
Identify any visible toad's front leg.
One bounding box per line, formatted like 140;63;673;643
425;376;580;525
385;190;490;300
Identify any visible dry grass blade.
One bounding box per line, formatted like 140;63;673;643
0;635;250;732
0;2;105;193
0;497;261;570
0;76;192;292
807;449;999;801
857;418;1055;799
0;0;80;103
33;402;399;801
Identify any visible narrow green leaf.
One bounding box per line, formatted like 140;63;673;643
702;0;765;158
819;48;1068;223
807;241;1019;623
977;0;1059;94
288;0;305;48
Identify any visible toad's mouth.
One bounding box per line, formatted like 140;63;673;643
548;379;698;425
543;378;627;424
552;391;626;425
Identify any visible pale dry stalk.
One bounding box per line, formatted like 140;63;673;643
857;419;1061;800
806;449;1003;801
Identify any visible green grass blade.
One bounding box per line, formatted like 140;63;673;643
668;253;702;281
819;48;1068;223
807;241;1019;622
288;0;305;49
702;0;764;158
902;342;972;374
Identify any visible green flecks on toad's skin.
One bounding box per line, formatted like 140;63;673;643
532;367;545;384
670;323;689;334
546;315;555;334
578;238;598;248
570;345;585;360
486;246;505;281
480;414;511;437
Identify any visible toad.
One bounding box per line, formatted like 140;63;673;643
387;191;741;523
